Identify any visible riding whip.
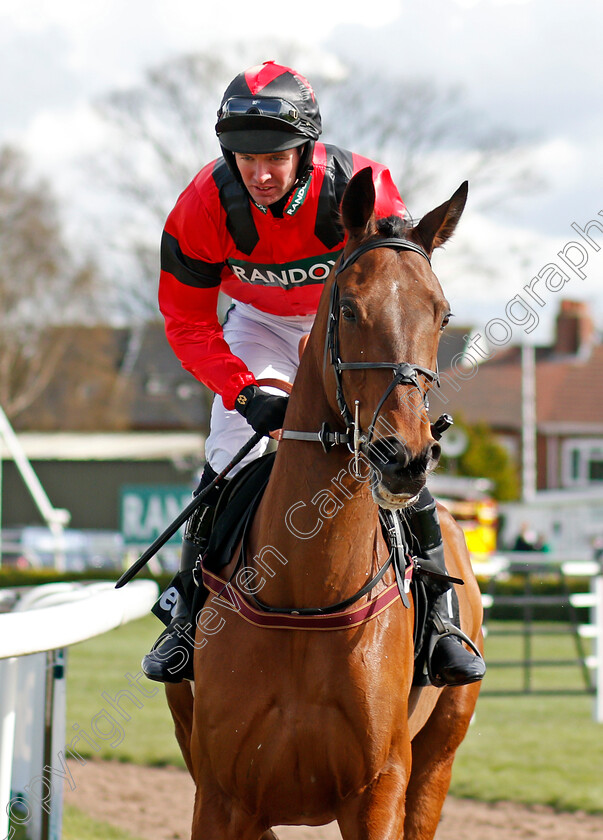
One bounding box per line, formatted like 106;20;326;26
115;430;263;588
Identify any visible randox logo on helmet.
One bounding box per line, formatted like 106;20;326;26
227;252;343;289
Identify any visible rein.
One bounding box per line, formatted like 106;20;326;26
282;237;440;467
239;507;400;614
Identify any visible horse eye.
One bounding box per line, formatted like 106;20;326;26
340;303;357;323
440;313;452;331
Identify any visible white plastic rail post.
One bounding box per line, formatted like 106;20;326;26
0;405;70;570
596;572;603;724
0;658;18;840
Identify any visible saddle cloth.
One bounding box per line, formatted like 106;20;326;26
206;451;277;572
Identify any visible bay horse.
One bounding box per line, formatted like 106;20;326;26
166;169;483;839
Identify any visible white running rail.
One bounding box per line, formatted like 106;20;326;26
0;580;158;840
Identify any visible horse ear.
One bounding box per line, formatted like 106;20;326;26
341;167;376;238
415;181;468;255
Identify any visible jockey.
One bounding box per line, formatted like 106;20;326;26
142;61;485;689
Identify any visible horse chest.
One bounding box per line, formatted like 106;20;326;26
196;624;411;813
207;700;408;821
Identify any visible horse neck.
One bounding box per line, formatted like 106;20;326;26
251;322;381;607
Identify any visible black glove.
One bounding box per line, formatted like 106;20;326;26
235;385;289;437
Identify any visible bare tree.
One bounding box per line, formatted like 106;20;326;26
318;68;543;214
0;145;99;421
13;325;134;431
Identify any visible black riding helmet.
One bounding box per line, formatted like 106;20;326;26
215;61;322;187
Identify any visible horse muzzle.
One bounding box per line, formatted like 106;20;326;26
366;436;441;510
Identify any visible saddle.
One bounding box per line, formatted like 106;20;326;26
194;453;434;685
206;451;277;572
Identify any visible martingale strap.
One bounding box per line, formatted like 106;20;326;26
200;509;413;631
201;564;412;631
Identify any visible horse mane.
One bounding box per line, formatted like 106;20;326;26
376;214;414;238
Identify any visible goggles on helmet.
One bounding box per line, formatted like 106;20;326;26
217;96;306;127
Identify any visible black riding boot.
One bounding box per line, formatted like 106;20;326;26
141;465;224;684
407;487;486;688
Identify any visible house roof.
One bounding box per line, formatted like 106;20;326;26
437;326;469;371
14;322;210;433
437;341;603;432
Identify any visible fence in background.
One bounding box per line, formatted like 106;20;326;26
476;552;603;722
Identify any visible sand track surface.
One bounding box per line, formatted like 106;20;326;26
64;759;603;839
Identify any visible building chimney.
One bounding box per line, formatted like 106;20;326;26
554;300;595;357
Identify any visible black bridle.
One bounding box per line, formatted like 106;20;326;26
326;237;440;456
282;236;442;464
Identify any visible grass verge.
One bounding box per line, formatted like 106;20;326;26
66;614;183;767
450;620;603;812
62;805;145;840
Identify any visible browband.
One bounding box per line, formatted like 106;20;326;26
336;237;431;276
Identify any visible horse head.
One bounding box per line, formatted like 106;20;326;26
325;167;468;509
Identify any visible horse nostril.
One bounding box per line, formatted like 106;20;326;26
429;442;441;464
368;437;410;471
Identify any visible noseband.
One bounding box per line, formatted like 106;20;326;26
283;237;440;467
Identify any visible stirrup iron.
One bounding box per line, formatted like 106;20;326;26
426;611;485;688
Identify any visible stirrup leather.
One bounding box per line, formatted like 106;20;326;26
426;610;485;688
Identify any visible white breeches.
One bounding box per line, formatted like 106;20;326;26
204;302;314;476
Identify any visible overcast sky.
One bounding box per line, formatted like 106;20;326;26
1;0;602;339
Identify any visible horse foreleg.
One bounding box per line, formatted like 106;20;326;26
165;682;195;778
335;757;410;840
190;783;274;840
404;682;481;840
